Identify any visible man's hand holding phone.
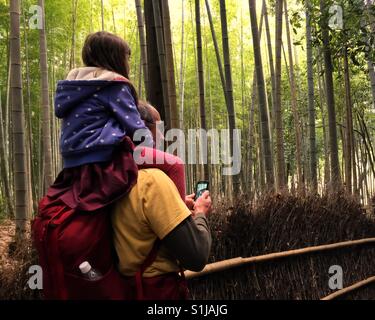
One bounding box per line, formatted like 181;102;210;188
194;191;212;218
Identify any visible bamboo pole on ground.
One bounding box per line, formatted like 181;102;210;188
321;276;375;300
185;238;375;280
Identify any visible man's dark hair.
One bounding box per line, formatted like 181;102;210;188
138;100;156;126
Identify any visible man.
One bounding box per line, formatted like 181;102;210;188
112;170;212;300
112;101;212;300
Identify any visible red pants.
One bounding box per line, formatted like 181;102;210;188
135;147;186;200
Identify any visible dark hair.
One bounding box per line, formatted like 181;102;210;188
138;100;156;126
82;32;131;79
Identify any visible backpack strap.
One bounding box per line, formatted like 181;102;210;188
135;240;161;300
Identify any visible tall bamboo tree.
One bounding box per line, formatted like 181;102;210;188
317;52;331;190
366;0;375;108
368;60;375;108
144;0;166;121
10;0;28;236
248;5;266;193
101;0;105;31
249;0;274;189
343;47;355;193
195;0;209;180
0;92;13;218
284;0;303;192
161;0;179;129
263;0;276;114
152;0;172;128
179;0;186;131
320;0;341;190
219;0;240;192
205;0;227;107
70;0;78;70
306;0;318;192
22;2;36;212
135;0;149;97
274;0;286;190
38;0;54;192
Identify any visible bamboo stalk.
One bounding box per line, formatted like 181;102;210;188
321;276;375;300
161;0;179;130
135;0;149;97
152;0;171;129
249;0;275;190
101;0;105;31
185;238;375;280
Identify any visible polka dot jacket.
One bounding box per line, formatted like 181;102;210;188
55;79;153;169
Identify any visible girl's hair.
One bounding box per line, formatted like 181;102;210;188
82;32;131;79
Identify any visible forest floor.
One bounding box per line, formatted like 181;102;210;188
0;220;15;270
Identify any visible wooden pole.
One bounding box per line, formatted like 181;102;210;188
321;276;375;300
185;238;375;280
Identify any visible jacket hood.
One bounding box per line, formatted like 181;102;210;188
66;67;126;82
55;67;129;119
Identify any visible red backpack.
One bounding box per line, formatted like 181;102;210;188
32;197;131;300
31;137;135;300
31;138;189;300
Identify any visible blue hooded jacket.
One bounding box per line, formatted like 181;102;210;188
55;67;153;169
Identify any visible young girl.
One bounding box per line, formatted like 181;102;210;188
54;31;187;202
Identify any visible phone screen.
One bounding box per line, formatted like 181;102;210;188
195;181;209;200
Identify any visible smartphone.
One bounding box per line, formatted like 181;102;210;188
195;181;210;201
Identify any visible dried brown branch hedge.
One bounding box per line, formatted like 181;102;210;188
188;193;375;300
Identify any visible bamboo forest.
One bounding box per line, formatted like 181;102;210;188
1;0;375;301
